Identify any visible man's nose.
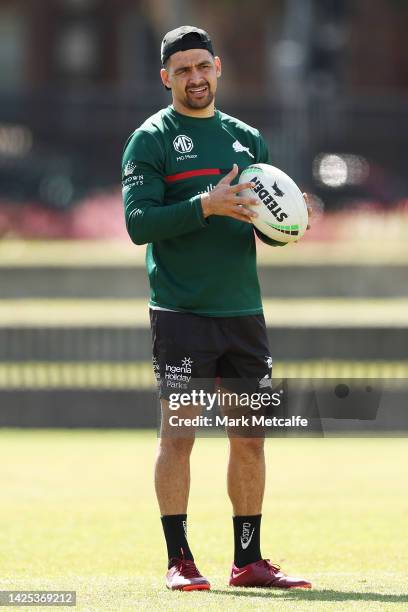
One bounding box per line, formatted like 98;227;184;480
189;67;204;83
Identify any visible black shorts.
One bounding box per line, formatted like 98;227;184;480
150;309;272;399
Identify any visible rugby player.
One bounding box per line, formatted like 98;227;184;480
122;25;312;591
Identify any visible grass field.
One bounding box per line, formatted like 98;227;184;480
0;430;407;611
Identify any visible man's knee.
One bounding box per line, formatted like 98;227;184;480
229;436;265;457
158;436;195;458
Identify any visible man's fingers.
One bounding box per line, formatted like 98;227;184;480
234;196;258;207
234;205;258;218
231;182;254;194
303;193;313;217
218;163;239;185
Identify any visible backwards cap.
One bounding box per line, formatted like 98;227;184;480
161;25;214;65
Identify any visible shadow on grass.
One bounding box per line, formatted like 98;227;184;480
211;589;408;603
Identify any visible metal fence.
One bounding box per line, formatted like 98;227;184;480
1;325;407;391
1;91;408;208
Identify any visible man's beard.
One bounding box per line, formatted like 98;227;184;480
184;86;214;109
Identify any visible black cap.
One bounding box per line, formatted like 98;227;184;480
161;25;214;65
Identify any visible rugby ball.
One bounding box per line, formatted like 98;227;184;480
239;164;308;243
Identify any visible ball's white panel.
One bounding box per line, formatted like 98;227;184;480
239;164;308;243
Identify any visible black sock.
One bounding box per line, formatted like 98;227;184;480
233;514;262;567
161;514;194;567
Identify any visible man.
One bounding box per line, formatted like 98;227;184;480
122;25;312;591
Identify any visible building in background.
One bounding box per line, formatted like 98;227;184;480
0;0;408;219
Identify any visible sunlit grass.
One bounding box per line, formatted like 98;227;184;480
0;430;407;610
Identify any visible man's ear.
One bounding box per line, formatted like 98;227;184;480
160;67;171;89
214;56;222;78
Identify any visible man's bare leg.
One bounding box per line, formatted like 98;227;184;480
222;383;266;568
155;399;196;515
227;435;265;567
156;398;211;589
227;436;265;515
155;398;200;566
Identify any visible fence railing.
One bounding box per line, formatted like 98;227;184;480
1;91;408;207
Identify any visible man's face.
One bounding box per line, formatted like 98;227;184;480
161;48;221;111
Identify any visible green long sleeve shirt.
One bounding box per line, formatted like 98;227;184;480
122;105;282;316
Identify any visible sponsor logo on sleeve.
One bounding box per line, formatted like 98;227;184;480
122;160;144;190
122;173;144;190
124;160;137;176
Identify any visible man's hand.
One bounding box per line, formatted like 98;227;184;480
201;164;259;223
303;193;312;230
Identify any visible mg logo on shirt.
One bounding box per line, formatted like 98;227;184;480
173;134;194;153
